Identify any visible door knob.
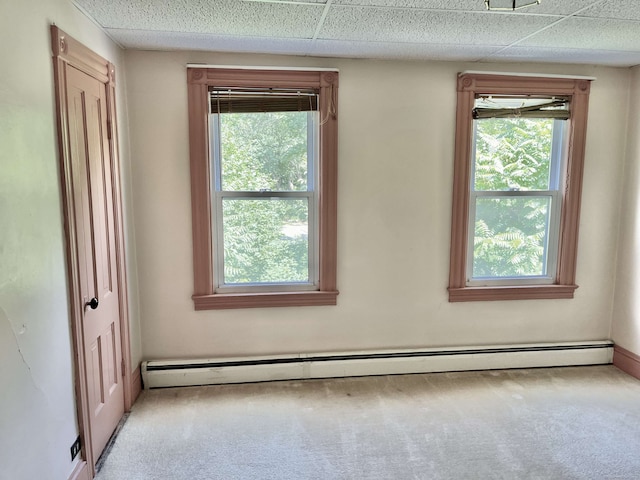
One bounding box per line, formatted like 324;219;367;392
85;297;99;310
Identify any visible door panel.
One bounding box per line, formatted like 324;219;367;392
65;65;125;462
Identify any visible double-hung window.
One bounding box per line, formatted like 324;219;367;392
187;67;339;309
469;97;567;285
449;73;592;302
210;88;319;293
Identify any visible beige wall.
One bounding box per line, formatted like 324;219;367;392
612;65;640;356
0;0;634;475
125;50;629;361
0;0;139;478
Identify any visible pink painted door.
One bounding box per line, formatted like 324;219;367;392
66;64;125;462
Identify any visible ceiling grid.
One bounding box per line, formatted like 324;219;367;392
73;0;640;66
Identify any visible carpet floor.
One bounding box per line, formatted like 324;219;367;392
95;365;640;480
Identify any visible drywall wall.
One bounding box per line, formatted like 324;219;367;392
124;50;629;361
612;65;640;357
0;0;139;478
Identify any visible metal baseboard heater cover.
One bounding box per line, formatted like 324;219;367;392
142;341;613;389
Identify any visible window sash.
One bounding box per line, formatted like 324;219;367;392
466;191;561;286
211;111;317;193
213;192;318;293
471;117;566;192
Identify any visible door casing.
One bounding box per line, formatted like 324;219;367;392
51;25;134;479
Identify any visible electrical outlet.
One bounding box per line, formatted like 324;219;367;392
70;436;81;461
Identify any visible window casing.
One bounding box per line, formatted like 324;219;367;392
187;67;339;309
448;73;592;302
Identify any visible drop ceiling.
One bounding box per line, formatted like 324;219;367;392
73;0;640;67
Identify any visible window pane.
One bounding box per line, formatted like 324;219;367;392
222;198;309;284
474;118;555;191
472;196;551;278
218;111;311;191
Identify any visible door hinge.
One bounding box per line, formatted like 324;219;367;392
121;358;126;378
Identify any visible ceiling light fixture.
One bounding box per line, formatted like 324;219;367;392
485;0;540;11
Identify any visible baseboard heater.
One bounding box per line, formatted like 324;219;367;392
141;340;613;389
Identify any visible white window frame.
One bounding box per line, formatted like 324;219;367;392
466;118;567;287
210;110;320;294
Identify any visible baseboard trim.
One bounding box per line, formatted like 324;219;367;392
131;364;142;404
142;341;613;389
613;345;640;380
68;460;89;480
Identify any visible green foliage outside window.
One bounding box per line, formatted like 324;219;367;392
220;112;309;192
473;197;549;277
217;112;559;283
474;118;553;191
472;118;558;278
217;112;312;284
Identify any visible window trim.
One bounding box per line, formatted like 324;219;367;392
187;67;339;309
448;73;592;302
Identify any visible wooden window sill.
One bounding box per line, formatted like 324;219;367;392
193;290;339;310
448;284;578;302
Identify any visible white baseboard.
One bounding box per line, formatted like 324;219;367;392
142;341;613;389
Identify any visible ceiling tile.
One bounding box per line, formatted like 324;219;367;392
107;29;315;55
73;0;640;66
319;6;557;45
333;0;598;15
309;38;501;61
248;0;325;2
520;17;640;51
333;0;486;10
487;45;640;67
75;0;324;38
577;0;640;21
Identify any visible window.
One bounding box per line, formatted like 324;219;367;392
448;73;592;302
187;67;339;309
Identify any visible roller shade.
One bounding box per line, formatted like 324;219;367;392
210;88;318;113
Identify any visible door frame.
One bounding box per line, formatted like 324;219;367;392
50;25;134;479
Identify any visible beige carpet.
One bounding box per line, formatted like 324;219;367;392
95;366;640;480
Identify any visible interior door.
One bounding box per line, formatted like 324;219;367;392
65;64;125;462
